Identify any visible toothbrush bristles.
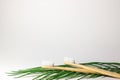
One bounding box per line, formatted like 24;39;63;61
41;61;54;67
64;57;75;63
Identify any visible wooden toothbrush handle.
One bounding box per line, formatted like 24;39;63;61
65;62;120;79
42;66;96;73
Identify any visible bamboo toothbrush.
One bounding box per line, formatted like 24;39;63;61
41;61;96;73
64;57;120;79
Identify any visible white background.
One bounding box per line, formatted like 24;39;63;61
0;0;120;80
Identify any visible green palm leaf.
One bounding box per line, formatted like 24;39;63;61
8;62;120;80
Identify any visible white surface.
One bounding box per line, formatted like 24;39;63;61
0;0;120;80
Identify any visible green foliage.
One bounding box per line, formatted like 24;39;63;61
8;62;120;80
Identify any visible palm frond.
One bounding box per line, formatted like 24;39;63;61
8;62;120;80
